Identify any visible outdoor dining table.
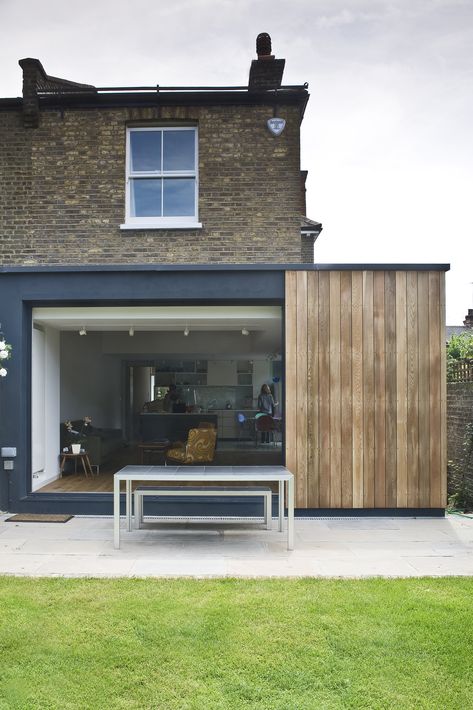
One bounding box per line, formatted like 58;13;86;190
113;465;295;550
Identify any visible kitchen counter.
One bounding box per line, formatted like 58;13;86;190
206;409;257;413
139;411;258;441
139;413;218;442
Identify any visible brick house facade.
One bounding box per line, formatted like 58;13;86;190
0;39;319;266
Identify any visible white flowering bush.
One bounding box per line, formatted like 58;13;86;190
0;339;12;377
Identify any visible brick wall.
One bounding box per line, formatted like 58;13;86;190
0;102;303;265
447;382;473;492
300;235;314;263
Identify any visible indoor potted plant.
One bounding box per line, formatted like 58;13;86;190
64;417;92;454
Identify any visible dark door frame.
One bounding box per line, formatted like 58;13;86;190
0;265;286;514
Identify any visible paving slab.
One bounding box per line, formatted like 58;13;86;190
0;513;472;578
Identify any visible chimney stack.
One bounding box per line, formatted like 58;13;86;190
18;58;96;128
248;33;285;92
18;58;43;128
464;309;473;329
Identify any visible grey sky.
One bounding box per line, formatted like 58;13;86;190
1;0;471;323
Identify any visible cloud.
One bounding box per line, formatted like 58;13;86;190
316;9;357;28
0;0;471;321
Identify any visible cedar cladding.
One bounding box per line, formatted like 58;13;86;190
285;269;447;509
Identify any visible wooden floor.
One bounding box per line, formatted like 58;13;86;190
38;445;283;493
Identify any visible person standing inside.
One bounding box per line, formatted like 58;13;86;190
163;384;180;412
257;384;278;443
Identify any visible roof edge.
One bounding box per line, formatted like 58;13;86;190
0;263;451;274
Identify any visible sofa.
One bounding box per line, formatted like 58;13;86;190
60;421;124;468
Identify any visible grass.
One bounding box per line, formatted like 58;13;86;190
0;577;472;709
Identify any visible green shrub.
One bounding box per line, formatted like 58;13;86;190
447;332;473;360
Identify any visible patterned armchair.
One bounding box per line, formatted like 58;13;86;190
166;427;217;464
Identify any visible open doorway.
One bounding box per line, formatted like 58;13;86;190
31;305;283;493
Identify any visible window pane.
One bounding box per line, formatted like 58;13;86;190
130;131;161;172
163;178;195;216
131;179;162;217
163;130;195;171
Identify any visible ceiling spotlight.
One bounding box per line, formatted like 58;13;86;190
184;326;190;337
128;326;134;337
241;328;249;336
79;327;87;336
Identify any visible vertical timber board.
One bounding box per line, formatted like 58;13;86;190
384;271;398;507
439;272;447;506
374;271;387;507
307;271;320;507
329;271;342;507
318;271;331;507
296;271;308;507
362;271;375;507
351;271;364;508
406;271;419;508
396;272;408;507
417;272;431;507
340;271;353;508
428;271;442;507
285;268;446;511
285;272;298;485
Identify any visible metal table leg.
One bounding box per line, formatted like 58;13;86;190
287;477;294;550
114;476;121;549
278;480;284;532
126;479;132;531
264;492;272;530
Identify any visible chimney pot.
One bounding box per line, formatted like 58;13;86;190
256;32;273;59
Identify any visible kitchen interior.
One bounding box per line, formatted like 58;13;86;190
31;304;283;492
126;305;283;457
134;356;282;447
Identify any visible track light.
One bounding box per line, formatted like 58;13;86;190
79;327;87;336
184;326;190;337
129;326;134;337
241;328;249;336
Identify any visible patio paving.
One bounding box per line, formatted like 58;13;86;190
0;513;472;578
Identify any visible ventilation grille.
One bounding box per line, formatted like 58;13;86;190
78;515;372;522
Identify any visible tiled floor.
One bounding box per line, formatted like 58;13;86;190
0;513;472;578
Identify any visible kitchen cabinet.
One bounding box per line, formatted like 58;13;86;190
154;359;207;387
214;409;258;439
207;360;237;386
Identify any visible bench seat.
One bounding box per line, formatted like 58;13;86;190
134;485;273;529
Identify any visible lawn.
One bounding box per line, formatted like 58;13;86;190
0;577;472;709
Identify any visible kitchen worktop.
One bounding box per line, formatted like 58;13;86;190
139;413;218;442
141;409;258;414
206;408;257;413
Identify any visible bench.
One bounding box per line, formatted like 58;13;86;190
133;485;273;530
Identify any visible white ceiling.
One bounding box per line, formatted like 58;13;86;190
33;305;282;334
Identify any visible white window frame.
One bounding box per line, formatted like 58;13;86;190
121;126;202;230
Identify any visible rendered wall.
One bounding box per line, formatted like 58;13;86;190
60;332;122;428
